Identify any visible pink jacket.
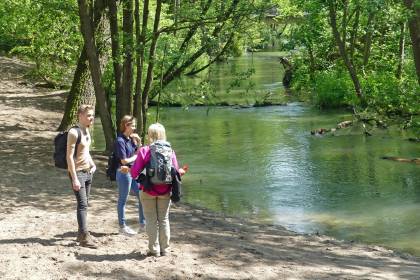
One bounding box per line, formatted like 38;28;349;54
130;145;179;196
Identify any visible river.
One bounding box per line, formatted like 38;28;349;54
93;51;420;256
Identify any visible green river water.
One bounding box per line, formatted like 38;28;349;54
94;52;420;256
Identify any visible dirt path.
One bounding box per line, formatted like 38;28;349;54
1;56;420;280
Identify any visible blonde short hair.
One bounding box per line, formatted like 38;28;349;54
119;115;136;133
148;123;166;143
77;104;94;116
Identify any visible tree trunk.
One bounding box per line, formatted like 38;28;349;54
77;0;115;151
328;1;363;99
396;21;406;79
134;0;150;135
120;0;134;123
59;0;108;131
363;11;375;67
140;0;162;137
58;48;93;131
108;0;123;125
404;0;420;85
349;3;360;61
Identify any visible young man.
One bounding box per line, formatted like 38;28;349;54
67;104;97;248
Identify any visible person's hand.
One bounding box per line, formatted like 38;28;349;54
130;133;141;146
90;164;96;174
179;168;186;176
120;166;130;174
72;178;81;191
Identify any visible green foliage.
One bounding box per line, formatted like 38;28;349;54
0;0;82;84
281;0;420;118
363;71;420;116
313;69;358;109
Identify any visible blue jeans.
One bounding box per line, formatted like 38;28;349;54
116;169;146;227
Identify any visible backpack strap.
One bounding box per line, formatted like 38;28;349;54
72;126;82;159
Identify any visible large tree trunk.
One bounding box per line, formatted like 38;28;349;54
58;48;93;131
108;0;123;125
120;0;134;123
77;0;115;151
328;1;363;99
59;0;108;131
404;0;420;85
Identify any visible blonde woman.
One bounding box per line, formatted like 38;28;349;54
131;123;186;256
115;116;145;235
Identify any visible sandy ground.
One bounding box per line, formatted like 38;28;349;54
1;56;420;280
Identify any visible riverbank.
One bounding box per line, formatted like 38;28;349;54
1;56;420;279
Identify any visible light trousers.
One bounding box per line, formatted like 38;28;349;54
140;191;171;254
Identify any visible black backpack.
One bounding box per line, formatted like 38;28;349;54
137;166;182;203
106;152;118;181
53;126;81;169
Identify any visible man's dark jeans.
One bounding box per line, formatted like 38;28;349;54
73;171;92;234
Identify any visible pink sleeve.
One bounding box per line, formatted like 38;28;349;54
171;150;179;170
130;146;149;178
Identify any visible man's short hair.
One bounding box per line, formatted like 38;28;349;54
77;104;94;115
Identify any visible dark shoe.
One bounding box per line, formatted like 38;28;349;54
79;233;98;249
160;251;168;256
76;233;83;243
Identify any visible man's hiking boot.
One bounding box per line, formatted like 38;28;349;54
77;232;98;249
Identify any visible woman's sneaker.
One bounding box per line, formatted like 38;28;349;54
119;225;136;236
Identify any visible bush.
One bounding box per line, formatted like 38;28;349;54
312;70;357;109
362;71;420;116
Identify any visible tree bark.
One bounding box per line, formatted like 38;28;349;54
134;0;149;135
363;11;375;67
58;48;92;131
349;3;360;61
77;0;115;151
328;1;363;99
404;0;420;85
108;0;123;125
59;0;108;131
120;0;134;123
140;0;162;137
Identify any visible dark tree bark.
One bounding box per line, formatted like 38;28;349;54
328;1;363;98
134;0;150;135
404;0;420;85
77;0;115;151
363;11;375;67
120;0;134;123
349;2;360;61
108;0;123;125
140;0;162;137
